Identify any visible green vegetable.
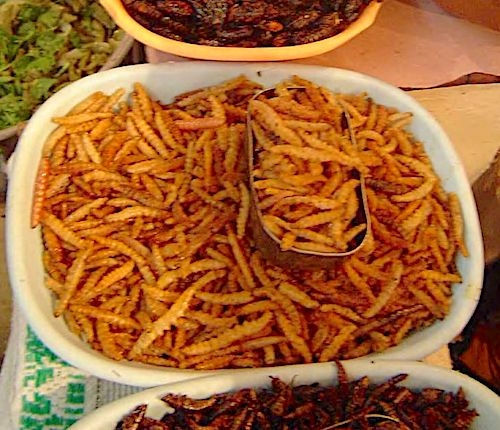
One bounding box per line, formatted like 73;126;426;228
0;93;31;128
0;0;124;130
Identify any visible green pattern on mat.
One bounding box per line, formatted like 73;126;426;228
19;327;87;429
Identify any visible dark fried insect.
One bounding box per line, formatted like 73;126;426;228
161;393;219;410
114;363;479;429
123;0;380;47
115;404;147;430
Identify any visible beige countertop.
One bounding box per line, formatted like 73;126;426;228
410;83;500;183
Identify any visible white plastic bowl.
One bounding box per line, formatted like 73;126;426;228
68;360;500;429
6;63;484;387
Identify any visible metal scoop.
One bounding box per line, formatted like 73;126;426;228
246;87;371;270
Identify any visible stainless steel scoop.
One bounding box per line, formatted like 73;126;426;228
246;87;371;270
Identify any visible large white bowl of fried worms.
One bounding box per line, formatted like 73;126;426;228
6;62;483;387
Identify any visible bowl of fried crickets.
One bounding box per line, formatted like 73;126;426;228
69;361;500;429
100;0;383;61
6;62;483;387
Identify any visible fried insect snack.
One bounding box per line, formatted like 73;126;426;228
115;363;479;429
33;75;467;370
123;1;376;48
249;85;368;255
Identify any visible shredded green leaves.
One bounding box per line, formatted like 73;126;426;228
0;0;124;130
